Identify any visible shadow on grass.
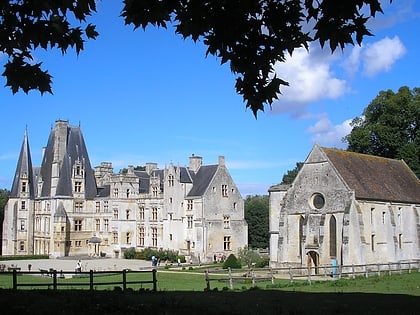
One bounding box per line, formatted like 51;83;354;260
0;288;419;314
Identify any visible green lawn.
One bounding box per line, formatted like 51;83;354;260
1;269;419;295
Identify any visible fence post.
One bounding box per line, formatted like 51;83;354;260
307;267;311;285
205;269;211;290
228;267;233;290
89;270;94;291
152;269;157;292
251;269;255;288
408;262;411;274
388;263;391;276
288;267;293;284
352;264;355;279
53;270;57;290
270;268;274;285
377;264;380;277
122;269;127;291
12;270;17;290
365;265;368;278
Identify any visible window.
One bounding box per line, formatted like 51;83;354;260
371;234;375;251
75;165;82;176
169;234;173;241
138;226;145;246
139;207;145;220
75;240;82;247
96;202;100;213
398;207;402;225
21;181;27;192
74;201;83;212
398;234;403;249
152;227;158;247
113;232;118;244
187;200;193;211
382;211;386;224
329;215;337;258
311;193;325;209
21;200;26;210
224;236;231;251
20;220;25;231
104;201;109;212
19;241;25;251
104;219;109;231
221;184;228;197
169;197;173;204
95;219;100;231
223;215;230;229
113;188;119;198
74;219;82;231
152;207;158;221
168;174;174;187
187;215;193;229
126;232;131;244
126;189;130;198
152;186;158;197
370;207;375;224
74;181;82;192
126;209;131;220
113;208;119;219
233;202;237;211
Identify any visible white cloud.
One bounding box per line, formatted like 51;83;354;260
361;36;406;77
307;115;352;148
271;46;348;117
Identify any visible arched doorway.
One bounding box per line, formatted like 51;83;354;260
307;250;319;274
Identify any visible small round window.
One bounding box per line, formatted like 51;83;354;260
311;193;325;209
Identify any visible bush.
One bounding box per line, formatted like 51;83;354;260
123;247;136;259
223;254;242;269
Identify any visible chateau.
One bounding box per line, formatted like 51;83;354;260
269;144;420;270
2;120;248;262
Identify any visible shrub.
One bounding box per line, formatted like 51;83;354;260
123;247;136;259
223;254;242;269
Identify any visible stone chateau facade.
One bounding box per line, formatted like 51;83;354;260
269;144;420;270
2;120;248;262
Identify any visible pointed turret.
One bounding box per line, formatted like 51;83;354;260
10;128;35;198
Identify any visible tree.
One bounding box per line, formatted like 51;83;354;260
244;195;269;249
280;162;303;185
1;0;389;116
344;86;420;178
0;189;10;254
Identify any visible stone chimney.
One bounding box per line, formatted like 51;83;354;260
146;162;158;175
189;154;202;172
218;156;225;166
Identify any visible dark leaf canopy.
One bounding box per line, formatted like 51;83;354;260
2;0;388;116
344;86;420;178
0;0;98;95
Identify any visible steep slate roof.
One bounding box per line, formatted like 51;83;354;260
187;164;218;197
10;130;35;198
40;123;97;199
322;147;420;204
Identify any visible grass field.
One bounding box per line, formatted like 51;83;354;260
0;270;419;314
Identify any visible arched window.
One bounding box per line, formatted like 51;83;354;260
329;215;337;258
299;216;304;257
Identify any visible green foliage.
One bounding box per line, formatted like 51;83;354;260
1;1;388;116
244;195;269;248
1;0;98;94
135;248;181;263
222;254;242;269
344;86;420;178
237;247;263;268
123;247;136;259
280;162;303;185
119;165;146;174
0;189;9;236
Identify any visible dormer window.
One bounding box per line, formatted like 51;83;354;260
168;174;174;187
21;181;27;193
74;181;82;193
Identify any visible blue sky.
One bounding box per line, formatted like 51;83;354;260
1;1;419;196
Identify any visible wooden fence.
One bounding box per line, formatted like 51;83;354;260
205;260;420;289
6;269;157;291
